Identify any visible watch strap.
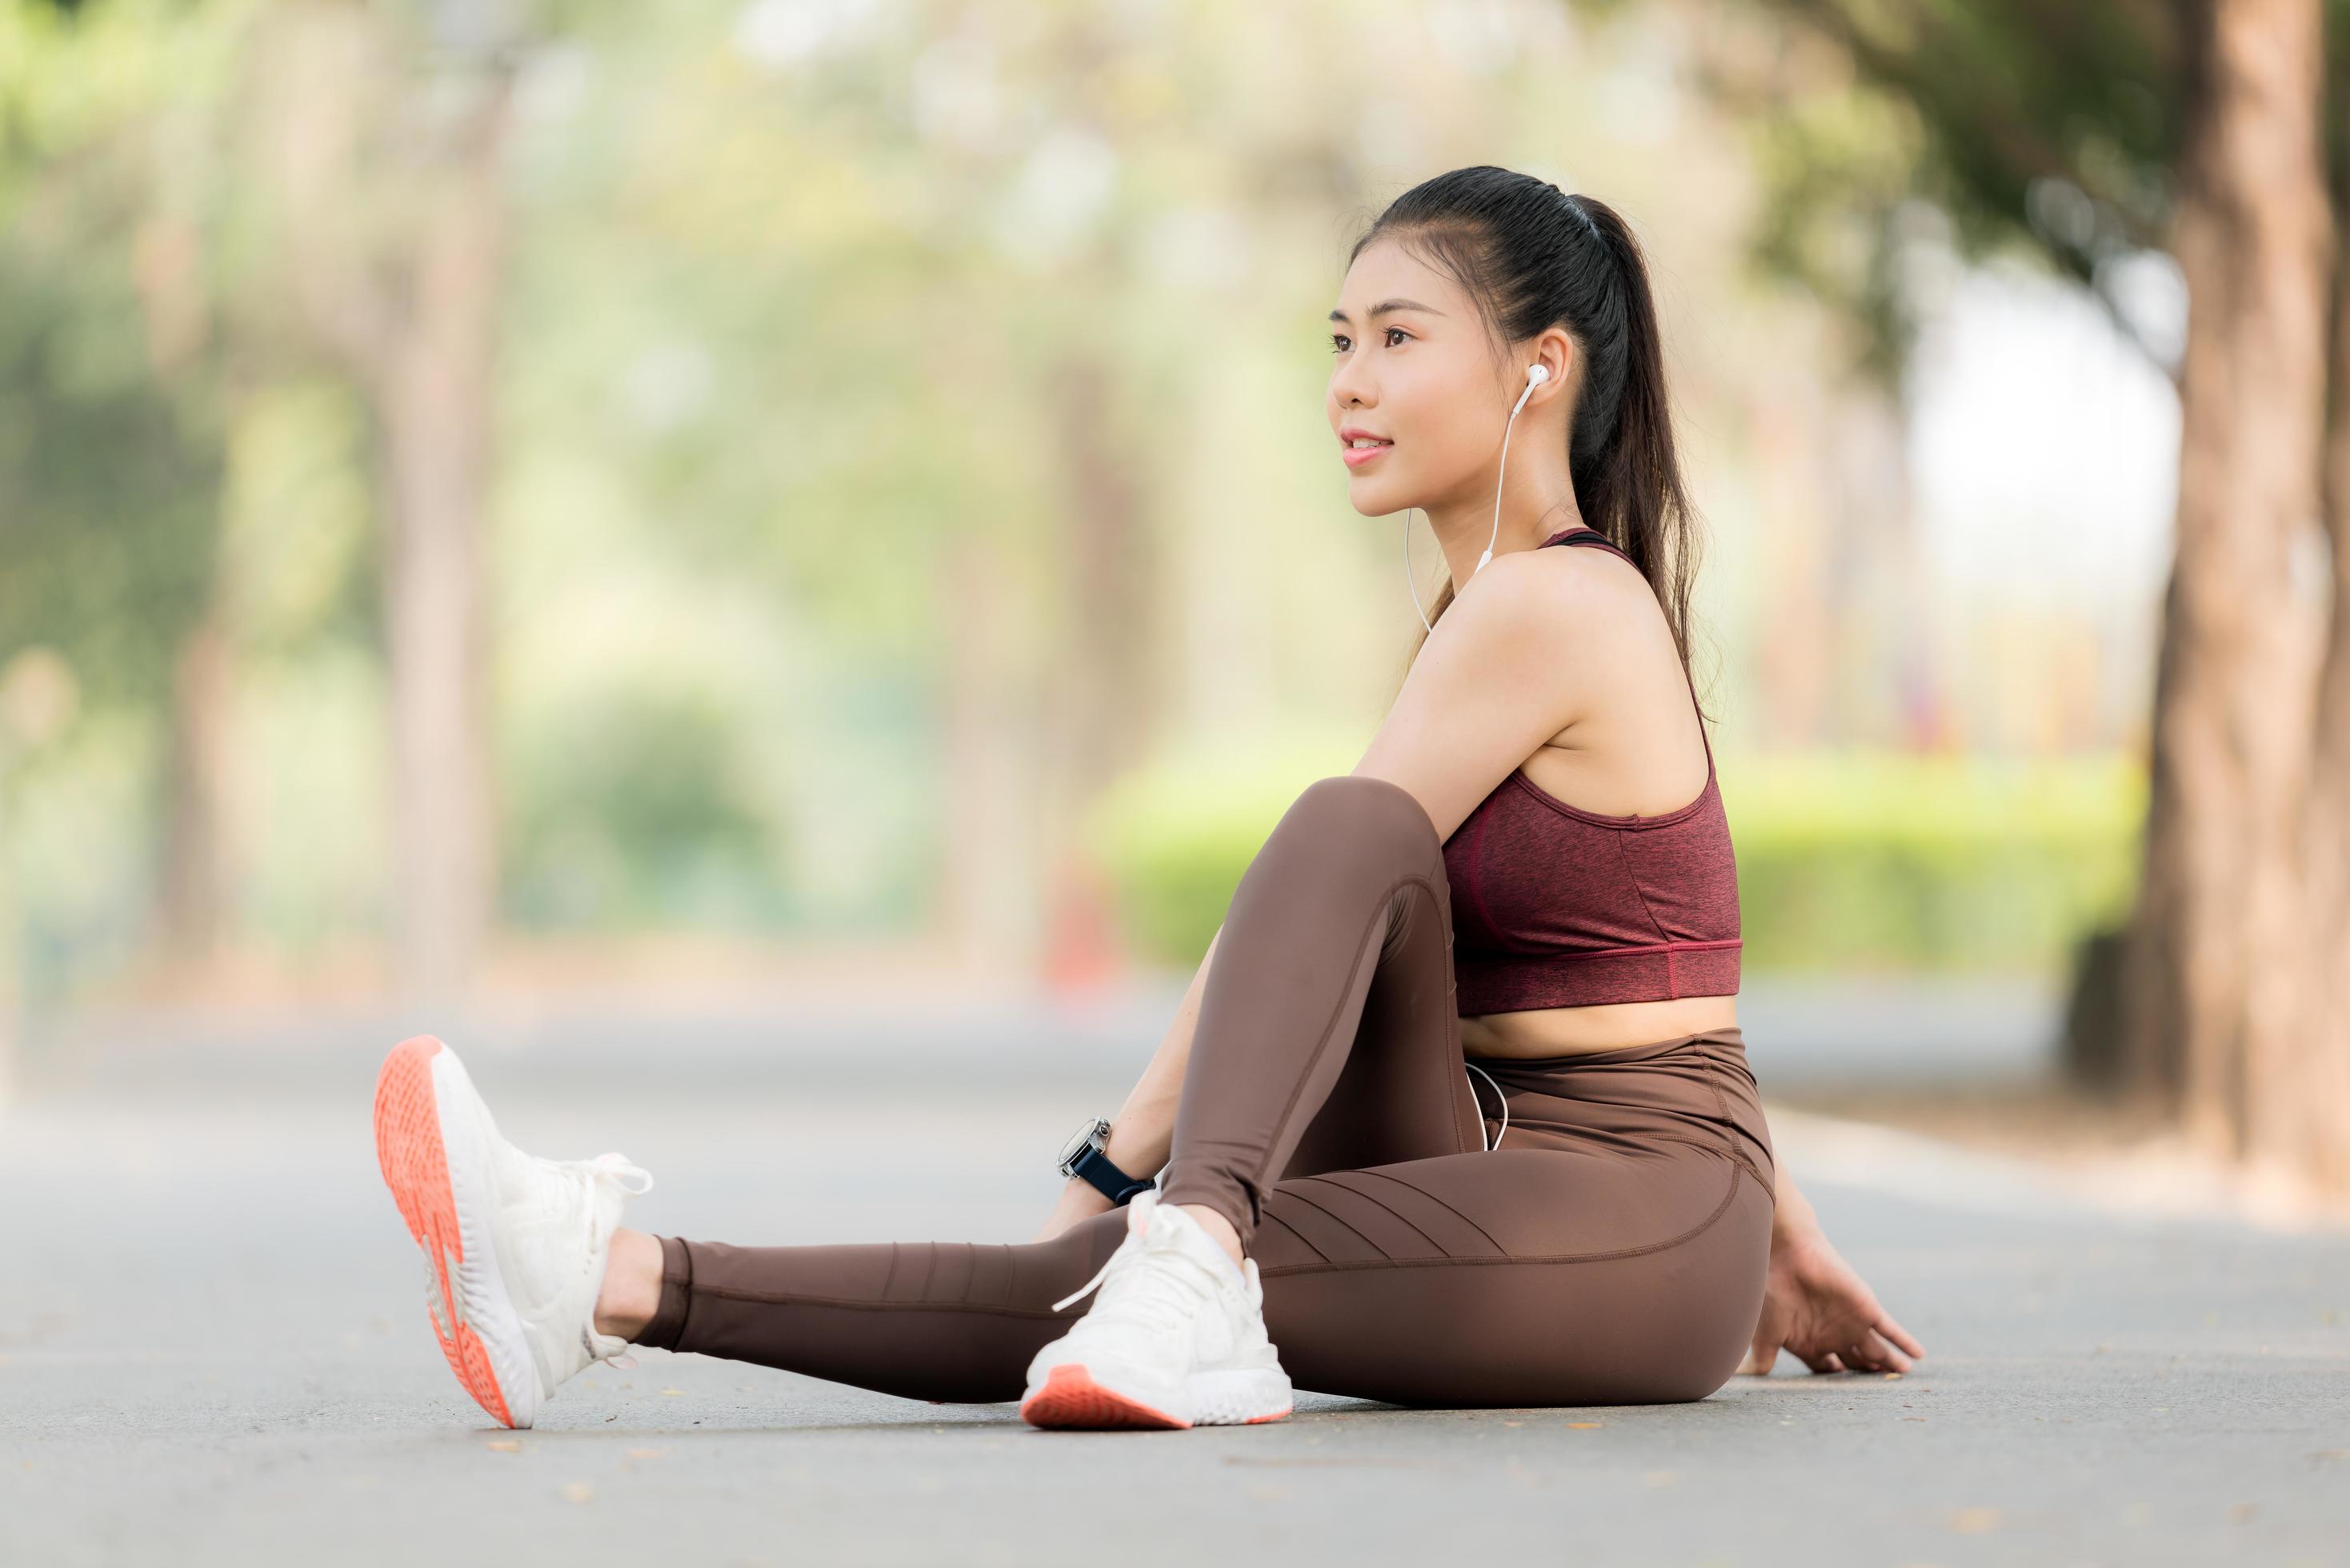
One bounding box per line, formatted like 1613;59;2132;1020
1067;1141;1155;1206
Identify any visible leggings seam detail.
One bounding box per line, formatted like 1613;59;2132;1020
1289;1174;1445;1257
1353;1166;1509;1257
1270;1185;1395;1262
1573;1126;1768;1194
1243;870;1445;1206
1413;878;1481;1156
1259;1209;1330;1266
1260;1162;1740;1278
990;1242;1016;1312
1503;1123;1767;1194
1696;1052;1772;1193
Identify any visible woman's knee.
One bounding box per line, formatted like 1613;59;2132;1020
1270;775;1443;869
1219;774;1450;968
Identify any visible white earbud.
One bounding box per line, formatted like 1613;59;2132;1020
1404;362;1551;635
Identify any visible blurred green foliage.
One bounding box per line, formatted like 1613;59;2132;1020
1723;749;2141;974
0;0;2174;1009
499;683;776;931
1086;746;2144;980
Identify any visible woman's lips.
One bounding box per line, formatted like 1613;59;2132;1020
1342;440;1394;469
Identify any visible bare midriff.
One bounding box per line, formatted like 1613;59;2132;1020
1459;992;1739;1059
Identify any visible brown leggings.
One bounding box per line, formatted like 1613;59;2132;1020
635;774;1777;1408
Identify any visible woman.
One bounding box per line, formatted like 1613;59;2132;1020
373;166;1923;1433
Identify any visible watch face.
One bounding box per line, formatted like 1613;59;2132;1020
1057;1118;1105;1170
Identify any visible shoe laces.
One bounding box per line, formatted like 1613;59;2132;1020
539;1150;654;1274
573;1150;656;1198
509;1146;655;1218
1049;1204;1233;1339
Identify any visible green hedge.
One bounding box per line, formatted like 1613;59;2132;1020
1082;744;2144;980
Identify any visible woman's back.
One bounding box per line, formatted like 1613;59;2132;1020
1445;527;1741;1037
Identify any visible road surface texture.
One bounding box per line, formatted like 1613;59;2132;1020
4;980;2346;1566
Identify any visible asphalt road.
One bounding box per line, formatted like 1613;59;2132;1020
4;998;2347;1566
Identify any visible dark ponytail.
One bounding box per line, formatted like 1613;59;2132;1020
1352;166;1711;722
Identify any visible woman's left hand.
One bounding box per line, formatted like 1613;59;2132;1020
1737;1224;1925;1376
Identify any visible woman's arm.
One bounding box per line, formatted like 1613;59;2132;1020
1770;1162;1822;1245
1030;922;1223;1242
1739;1161;1927;1374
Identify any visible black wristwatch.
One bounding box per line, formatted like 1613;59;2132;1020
1056;1116;1155;1206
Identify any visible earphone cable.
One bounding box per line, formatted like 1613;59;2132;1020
1463;1059;1509;1151
1402;362;1546;635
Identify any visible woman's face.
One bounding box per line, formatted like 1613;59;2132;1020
1325;237;1507;517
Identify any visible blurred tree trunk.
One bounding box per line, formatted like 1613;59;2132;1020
2120;0;2336;1170
939;532;1045;975
138;206;234;978
1037;353;1158;982
1047;354;1159;798
372;76;510;1004
262;9;512;1003
157;609;234;967
936;349;1158;985
2289;178;2350;1191
1707;0;2350;1190
929;322;1159;979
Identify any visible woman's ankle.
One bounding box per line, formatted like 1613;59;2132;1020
1175;1203;1247;1274
594;1226;665;1342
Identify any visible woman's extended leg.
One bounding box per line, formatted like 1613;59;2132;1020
629;774;1480;1401
627;775;1772;1408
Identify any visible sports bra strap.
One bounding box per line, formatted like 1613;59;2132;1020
1542;525;1624;556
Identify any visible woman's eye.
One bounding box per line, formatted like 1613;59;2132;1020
1328;328;1410;354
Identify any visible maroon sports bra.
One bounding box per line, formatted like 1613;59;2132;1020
1443;526;1741;1014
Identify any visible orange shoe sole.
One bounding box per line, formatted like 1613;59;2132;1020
374;1034;521;1429
1018;1364;1294;1430
1019;1364;1189;1430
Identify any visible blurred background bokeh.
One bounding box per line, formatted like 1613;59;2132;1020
3;0;2345;1209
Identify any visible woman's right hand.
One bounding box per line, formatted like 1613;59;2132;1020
1738;1224;1925;1376
1031;1178;1117;1243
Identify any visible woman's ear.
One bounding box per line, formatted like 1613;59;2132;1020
1535;330;1575;396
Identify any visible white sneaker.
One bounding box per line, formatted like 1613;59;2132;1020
1019;1190;1293;1430
372;1034;655;1429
